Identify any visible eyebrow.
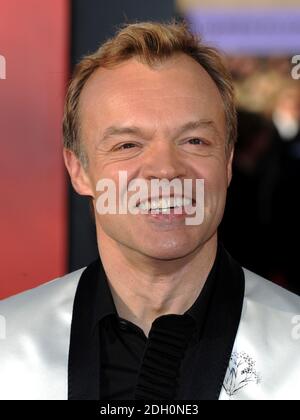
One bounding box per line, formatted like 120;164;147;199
174;119;221;139
101;125;145;142
99;119;221;144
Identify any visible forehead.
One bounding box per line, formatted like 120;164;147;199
78;54;225;134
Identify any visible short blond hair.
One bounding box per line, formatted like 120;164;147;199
63;21;237;165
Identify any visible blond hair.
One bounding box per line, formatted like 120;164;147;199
63;21;237;166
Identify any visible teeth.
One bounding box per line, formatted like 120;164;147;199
139;201;151;211
139;197;192;211
175;197;192;207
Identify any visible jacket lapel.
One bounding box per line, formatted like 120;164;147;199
179;248;245;400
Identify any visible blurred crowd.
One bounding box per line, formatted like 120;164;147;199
220;56;300;295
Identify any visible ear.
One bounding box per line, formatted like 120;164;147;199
226;147;234;188
63;148;94;197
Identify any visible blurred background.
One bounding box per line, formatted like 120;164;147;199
0;0;300;298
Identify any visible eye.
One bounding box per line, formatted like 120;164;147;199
187;138;205;145
114;142;137;151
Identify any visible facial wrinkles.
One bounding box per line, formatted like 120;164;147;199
80;63;226;146
94;96;223;145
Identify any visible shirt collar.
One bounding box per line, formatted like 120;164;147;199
184;241;221;339
90;259;117;329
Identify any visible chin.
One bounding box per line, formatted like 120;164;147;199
140;239;201;261
144;250;190;261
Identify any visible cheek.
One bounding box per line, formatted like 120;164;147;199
195;157;228;188
88;158;124;190
91;162;142;213
201;164;229;207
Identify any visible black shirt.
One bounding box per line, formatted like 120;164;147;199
99;250;217;400
68;243;245;400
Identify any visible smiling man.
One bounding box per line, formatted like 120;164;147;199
0;22;299;400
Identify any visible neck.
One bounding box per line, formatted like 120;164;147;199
97;233;218;337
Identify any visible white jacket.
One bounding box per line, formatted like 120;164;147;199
0;267;299;400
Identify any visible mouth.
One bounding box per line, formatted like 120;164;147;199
137;196;194;214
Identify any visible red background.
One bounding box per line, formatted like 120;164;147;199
0;0;68;298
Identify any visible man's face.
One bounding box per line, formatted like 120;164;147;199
73;54;233;260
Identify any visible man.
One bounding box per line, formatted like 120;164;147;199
0;22;299;400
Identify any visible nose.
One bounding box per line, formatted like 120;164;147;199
140;139;187;181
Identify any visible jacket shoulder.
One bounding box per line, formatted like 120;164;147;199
243;267;300;314
0;268;85;321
